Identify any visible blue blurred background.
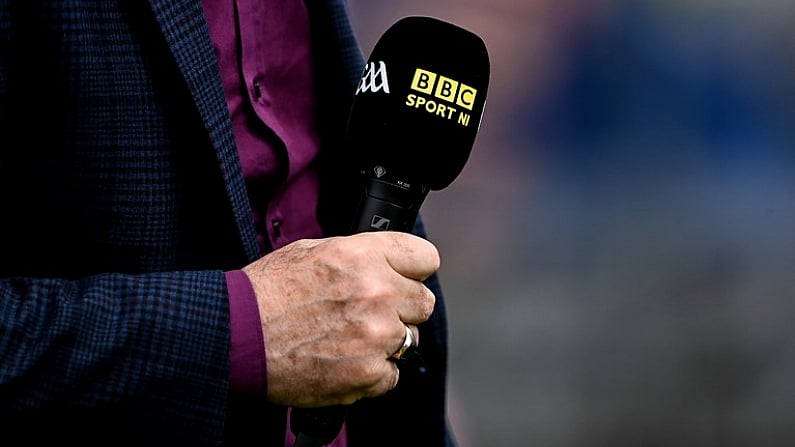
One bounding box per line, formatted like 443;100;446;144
348;1;795;445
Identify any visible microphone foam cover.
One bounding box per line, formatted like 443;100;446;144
347;16;490;191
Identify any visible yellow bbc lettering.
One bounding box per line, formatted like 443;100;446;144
434;76;458;103
456;84;477;110
410;69;436;95
410;68;477;111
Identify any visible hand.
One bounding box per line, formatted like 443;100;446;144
241;231;439;408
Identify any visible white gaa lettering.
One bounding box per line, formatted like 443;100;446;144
356;61;390;95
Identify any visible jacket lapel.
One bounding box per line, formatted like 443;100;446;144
146;0;260;261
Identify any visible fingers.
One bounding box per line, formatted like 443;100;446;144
370;324;419;398
356;231;433;346
371;360;401;398
395;281;435;325
349;232;439;324
373;231;441;282
354;324;421;401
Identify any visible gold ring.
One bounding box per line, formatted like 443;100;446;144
392;325;414;359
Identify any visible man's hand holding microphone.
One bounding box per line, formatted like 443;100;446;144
242;231;438;408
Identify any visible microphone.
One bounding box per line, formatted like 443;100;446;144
291;15;490;446
347;15;490;234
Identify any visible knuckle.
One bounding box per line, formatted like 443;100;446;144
349;359;385;392
359;319;391;344
321;237;353;261
425;242;441;271
349;276;390;303
417;288;436;320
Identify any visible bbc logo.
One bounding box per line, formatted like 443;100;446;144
409;68;477;111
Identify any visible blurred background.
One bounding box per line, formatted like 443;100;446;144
347;1;795;446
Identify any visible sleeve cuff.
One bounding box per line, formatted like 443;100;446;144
225;269;268;398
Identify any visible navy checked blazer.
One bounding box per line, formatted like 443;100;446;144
0;1;455;446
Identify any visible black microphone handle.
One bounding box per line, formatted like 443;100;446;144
292;404;349;447
291;175;430;446
350;175;430;233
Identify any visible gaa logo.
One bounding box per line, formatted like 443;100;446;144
356;61;391;95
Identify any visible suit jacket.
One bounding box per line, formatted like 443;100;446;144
0;0;454;445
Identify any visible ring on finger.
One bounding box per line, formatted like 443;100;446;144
392;325;415;359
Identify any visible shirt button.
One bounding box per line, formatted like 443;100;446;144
251;73;270;106
271;219;282;239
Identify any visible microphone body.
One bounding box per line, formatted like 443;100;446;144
350;174;429;233
291;15;490;446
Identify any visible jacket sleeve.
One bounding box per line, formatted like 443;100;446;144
0;270;232;446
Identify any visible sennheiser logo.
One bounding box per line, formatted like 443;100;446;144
370;215;391;230
356;61;390;95
405;68;477;126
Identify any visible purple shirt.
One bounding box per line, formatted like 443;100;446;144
201;0;346;445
